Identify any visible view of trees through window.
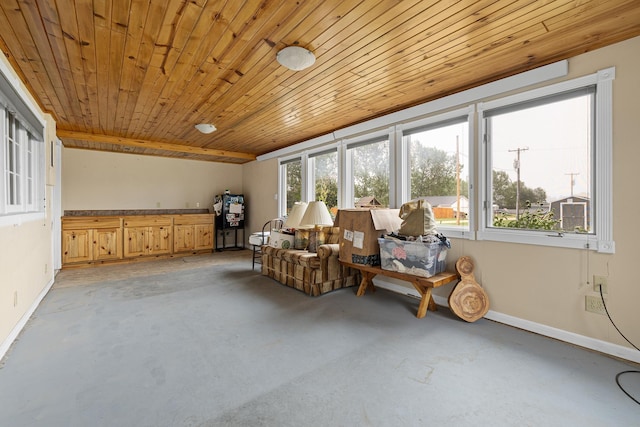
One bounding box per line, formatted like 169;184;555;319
349;139;390;207
311;150;338;216
283;159;301;214
486;90;593;232
406;119;469;228
280;91;594;233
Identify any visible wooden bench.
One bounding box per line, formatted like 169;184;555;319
340;261;459;319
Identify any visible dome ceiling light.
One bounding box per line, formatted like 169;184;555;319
276;46;316;71
195;123;216;134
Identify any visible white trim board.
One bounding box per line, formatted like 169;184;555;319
0;277;54;362
373;278;640;364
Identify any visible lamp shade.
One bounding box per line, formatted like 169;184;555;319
300;201;333;228
276;46;316;71
283;202;308;229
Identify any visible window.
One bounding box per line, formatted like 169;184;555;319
279;157;302;215
401;109;472;235
345;135;390;207
274;64;613;252
1;110;43;215
486;88;594;231
0;64;45;218
478;68;614;252
5;112;21;208
309;148;338;217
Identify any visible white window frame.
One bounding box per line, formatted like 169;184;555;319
342;127;394;208
0;61;46;223
278;155;305;217
2;112;43;216
477;67;615;253
307;144;339;205
397;106;476;240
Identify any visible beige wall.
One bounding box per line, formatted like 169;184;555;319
0;60;56;350
246;37;640;357
452;36;639;352
242;157;279;237
61;149;243;211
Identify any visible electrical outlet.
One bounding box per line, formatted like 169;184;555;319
585;295;606;315
593;275;608;294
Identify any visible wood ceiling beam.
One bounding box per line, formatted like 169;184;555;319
56;129;256;161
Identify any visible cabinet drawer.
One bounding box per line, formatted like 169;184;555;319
123;215;172;227
62;216;121;229
173;214;214;225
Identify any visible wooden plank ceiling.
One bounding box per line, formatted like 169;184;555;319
1;0;639;164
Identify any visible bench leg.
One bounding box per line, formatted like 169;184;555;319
414;285;437;319
356;271;377;296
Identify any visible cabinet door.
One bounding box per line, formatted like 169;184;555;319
149;226;171;254
94;228;122;260
194;224;214;250
124;227;148;257
62;229;93;264
173;225;195;252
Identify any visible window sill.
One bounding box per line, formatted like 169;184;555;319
477;228;614;253
0;212;45;227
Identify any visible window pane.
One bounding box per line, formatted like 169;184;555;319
312;150;338;217
6;114;21;206
349;139;389;207
27;138;34;205
487;92;593;233
406;120;469;229
283;159;302;215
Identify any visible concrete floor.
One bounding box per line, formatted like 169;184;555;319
1;251;638;426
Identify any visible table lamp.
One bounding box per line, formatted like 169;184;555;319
283;202;307;232
284;202;309;249
299;201;334;252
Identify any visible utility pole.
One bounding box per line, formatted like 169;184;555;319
509;147;529;220
565;172;579;197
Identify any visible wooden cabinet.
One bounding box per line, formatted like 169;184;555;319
62;217;123;265
173;214;214;253
123;216;172;257
62;213;213;267
195;223;214;250
94;228;122;260
62;229;93;264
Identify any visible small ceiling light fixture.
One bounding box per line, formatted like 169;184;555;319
195;123;216;134
276;46;316;71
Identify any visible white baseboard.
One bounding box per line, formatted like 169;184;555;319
0;277;55;361
373;278;640;364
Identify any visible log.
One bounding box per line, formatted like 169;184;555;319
448;278;490;322
449;256;490;322
456;256;475;277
